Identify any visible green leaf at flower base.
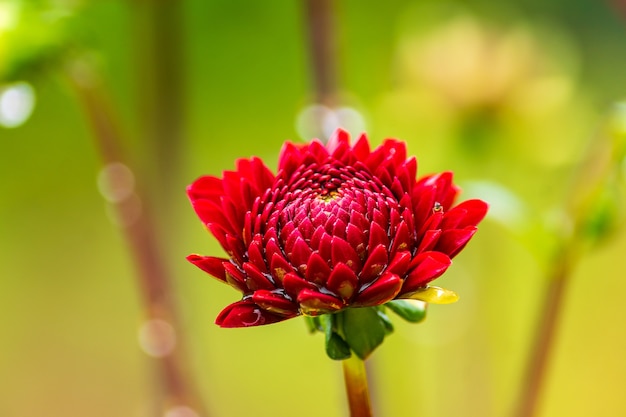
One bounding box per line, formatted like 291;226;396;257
339;307;386;360
376;309;394;334
319;314;351;360
386;299;427;323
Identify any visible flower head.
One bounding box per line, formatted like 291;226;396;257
188;129;488;328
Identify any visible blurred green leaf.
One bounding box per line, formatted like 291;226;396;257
386;299;427;323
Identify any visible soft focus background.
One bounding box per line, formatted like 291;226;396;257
2;1;626;417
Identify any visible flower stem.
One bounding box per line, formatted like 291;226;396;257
342;355;374;417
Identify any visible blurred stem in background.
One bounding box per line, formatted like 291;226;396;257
132;0;186;220
304;0;338;108
515;106;626;417
65;58;207;417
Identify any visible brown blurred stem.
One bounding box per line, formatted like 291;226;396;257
513;248;576;417
303;0;339;107
515;120;620;417
65;61;206;416
133;0;185;217
343;355;374;417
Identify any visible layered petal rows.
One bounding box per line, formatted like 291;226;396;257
188;129;488;327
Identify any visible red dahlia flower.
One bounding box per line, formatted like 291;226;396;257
188;129;488;329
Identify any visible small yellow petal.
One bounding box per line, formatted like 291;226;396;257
401;286;459;304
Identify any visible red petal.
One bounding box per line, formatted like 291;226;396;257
187;176;223;202
386;250;411;276
289;237;313;274
270;252;295;284
416;229;442;253
252;290;298;315
331;237;361;273
216;300;287;328
247;236;267;273
390;221;411;256
435;226;478;258
243;262;275;291
402;252;451;293
326;262;359;301
223;262;247;292
360;244;388;284
283;272;318;298
346;222;367;260
443;199;489;229
297;289;344;315
305;252;331;285
326;128;351;154
353;272;402;306
352;133;371;160
186;255;227;281
191;199;227;228
368;221;390;250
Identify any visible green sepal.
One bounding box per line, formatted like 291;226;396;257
386;299;427;323
339;307;386;360
320;314;351;360
303;315;322;333
376;309;394;335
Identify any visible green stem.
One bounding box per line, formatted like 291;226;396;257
342;354;374;417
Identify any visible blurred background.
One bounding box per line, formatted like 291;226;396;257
1;0;626;416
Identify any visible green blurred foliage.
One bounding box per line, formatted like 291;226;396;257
2;1;626;417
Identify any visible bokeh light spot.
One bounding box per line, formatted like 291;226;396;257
0;82;36;128
138;319;177;358
97;162;135;203
296;104;366;143
164;406;200;417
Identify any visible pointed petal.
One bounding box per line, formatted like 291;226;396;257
223;262;247;292
270;252;295;284
327;262;359;301
283;272;318;299
353;272;402;306
417;229;441;253
305;252;331;285
435;226;478;258
331;237;361;272
402;252;451;293
187;176;223;202
297;289;344;315
252;290;299;315
359;244;388;284
186;255;227;281
216;300;288;328
326;128;351;154
386;250;411;276
243;262;275;291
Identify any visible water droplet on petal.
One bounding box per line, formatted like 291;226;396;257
403;285;459;304
0;82;36;128
138;319;177;358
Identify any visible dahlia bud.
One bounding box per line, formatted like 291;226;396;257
188;129;488;358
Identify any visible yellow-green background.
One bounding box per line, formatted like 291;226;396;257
1;1;626;416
